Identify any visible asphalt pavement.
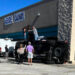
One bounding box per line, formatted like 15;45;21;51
0;58;75;75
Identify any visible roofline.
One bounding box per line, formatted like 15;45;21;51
0;0;56;19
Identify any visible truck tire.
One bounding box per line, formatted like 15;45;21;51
53;46;64;64
54;47;62;57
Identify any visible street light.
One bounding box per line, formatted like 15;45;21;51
31;13;40;26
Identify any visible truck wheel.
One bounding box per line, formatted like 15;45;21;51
53;47;64;64
54;47;62;57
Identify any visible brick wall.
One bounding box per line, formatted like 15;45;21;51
58;0;73;44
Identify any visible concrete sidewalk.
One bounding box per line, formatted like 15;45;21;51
0;58;75;75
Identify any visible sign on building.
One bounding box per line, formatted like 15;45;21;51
4;15;13;25
14;11;25;22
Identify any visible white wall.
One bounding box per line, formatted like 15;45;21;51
70;0;75;63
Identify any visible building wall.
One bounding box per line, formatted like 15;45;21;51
0;0;58;34
0;26;58;39
58;0;72;44
58;0;75;62
70;0;75;63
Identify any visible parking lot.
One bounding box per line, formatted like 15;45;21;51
0;58;75;75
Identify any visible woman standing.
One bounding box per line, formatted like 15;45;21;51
26;42;34;65
32;26;39;40
17;44;26;64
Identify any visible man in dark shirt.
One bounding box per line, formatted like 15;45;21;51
27;25;35;42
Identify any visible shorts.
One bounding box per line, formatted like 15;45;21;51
28;52;33;58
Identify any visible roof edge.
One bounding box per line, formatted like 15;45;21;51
0;0;56;19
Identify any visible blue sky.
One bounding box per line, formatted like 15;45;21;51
0;0;41;17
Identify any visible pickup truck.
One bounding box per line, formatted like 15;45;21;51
0;38;17;57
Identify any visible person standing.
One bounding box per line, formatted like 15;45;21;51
63;40;69;64
17;44;26;64
32;26;39;40
5;45;9;59
0;47;1;56
27;25;35;41
23;27;27;40
26;42;34;65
